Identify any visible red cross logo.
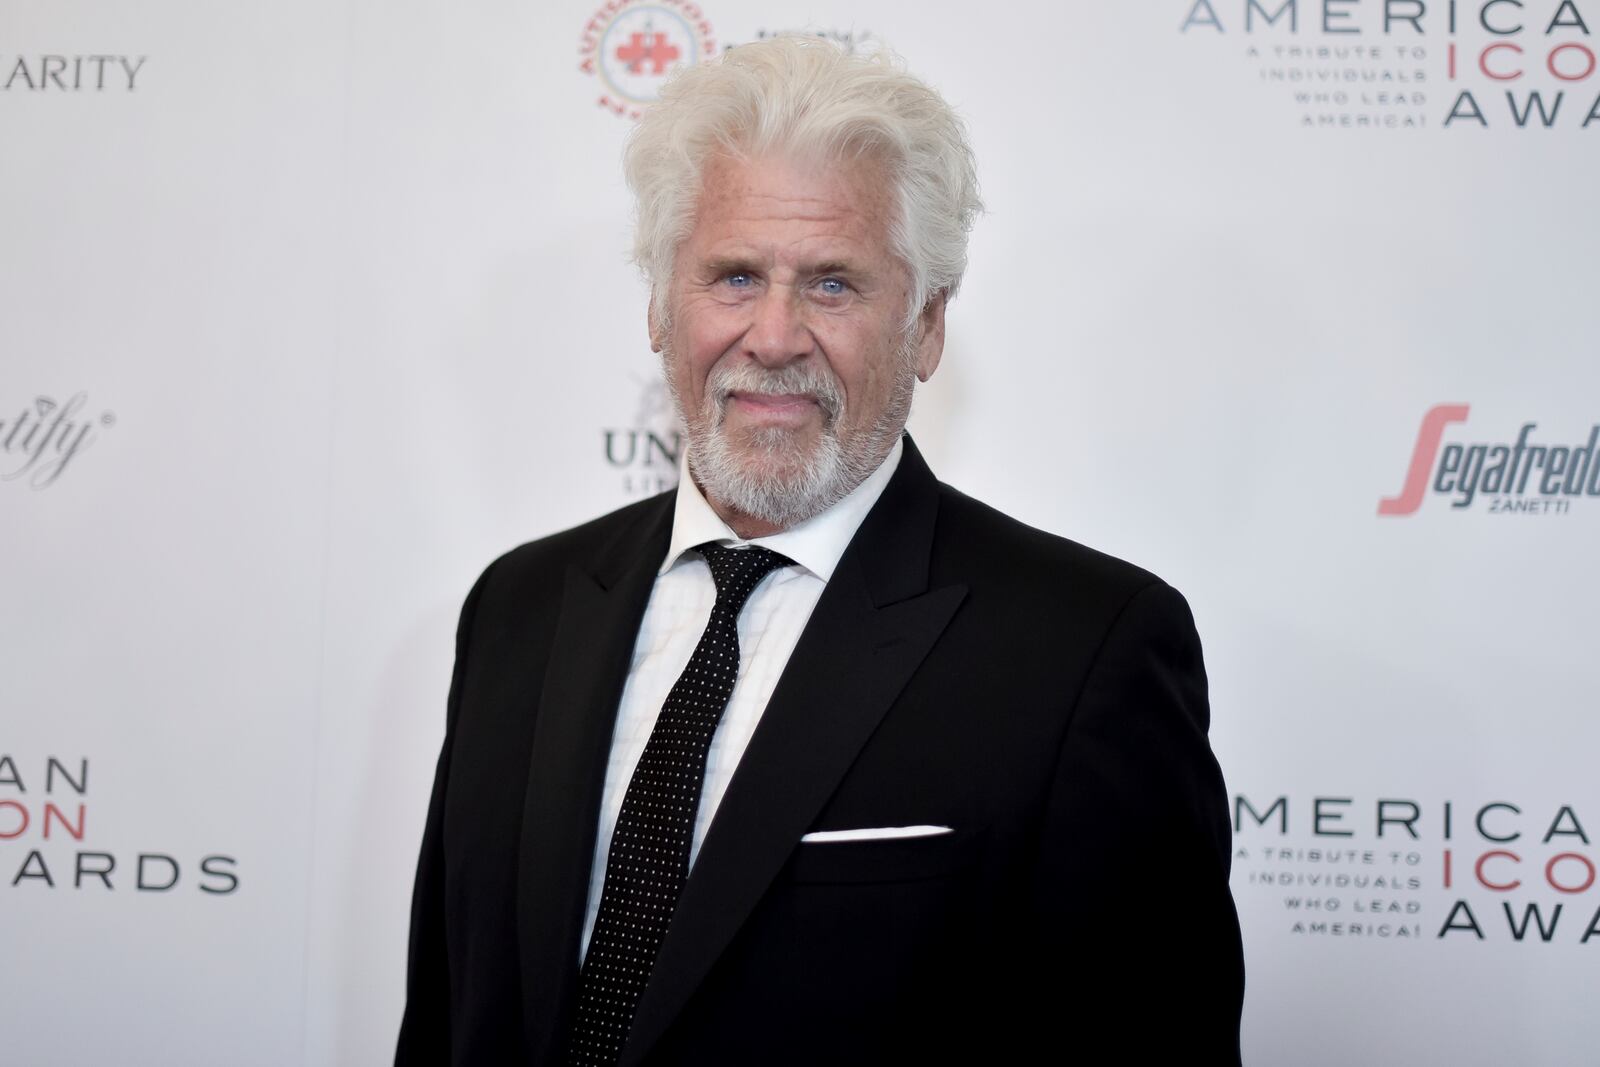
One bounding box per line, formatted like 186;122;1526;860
614;31;680;75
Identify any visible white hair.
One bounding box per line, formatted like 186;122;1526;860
624;35;983;335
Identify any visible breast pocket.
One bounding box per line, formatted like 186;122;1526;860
785;827;978;884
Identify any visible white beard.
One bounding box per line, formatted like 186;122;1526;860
664;340;917;530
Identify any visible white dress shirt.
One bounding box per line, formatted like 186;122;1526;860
578;438;904;963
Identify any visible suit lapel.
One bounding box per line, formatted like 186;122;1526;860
517;496;672;1064
620;437;968;1065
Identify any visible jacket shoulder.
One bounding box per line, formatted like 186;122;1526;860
932;482;1176;612
473;491;672;596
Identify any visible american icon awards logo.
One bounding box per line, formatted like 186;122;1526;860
1234;791;1600;944
1179;1;1600;130
1379;404;1600;515
0;754;239;894
578;0;718;120
1;393;114;489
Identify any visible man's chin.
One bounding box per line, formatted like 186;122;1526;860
718;409;826;451
720;449;822;492
720;423;825;466
686;425;840;521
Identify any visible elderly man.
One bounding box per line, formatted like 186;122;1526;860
397;36;1243;1067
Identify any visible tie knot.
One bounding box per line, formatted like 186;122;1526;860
696;542;792;605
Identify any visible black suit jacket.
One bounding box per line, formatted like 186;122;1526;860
397;436;1244;1065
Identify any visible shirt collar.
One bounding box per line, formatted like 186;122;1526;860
660;436;904;582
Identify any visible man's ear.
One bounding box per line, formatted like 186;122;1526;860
913;292;947;382
647;292;664;353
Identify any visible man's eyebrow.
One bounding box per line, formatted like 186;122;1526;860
807;260;867;276
695;255;877;280
700;256;756;276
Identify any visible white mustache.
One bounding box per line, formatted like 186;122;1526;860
707;360;844;423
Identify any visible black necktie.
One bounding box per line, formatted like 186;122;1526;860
565;542;792;1066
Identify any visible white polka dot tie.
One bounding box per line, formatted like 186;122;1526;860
565;542;792;1066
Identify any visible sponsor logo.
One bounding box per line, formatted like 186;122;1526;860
1;393;114;489
578;0;718;120
725;28;879;54
1379;404;1600;515
602;374;682;499
1234;791;1600;944
1179;1;1600;131
0;754;239;895
2;55;147;92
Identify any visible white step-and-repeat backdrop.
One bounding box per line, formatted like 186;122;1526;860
5;1;1597;1063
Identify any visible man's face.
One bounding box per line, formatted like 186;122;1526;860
651;151;945;534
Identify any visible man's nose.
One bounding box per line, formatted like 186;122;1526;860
741;287;812;367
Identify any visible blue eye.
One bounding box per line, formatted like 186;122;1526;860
725;272;753;288
818;277;847;296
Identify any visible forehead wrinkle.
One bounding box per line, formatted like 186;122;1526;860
701;225;877;261
726;191;850;211
708;199;861;231
699;152;894;217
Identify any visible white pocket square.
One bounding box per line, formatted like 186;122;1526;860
799;825;954;843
